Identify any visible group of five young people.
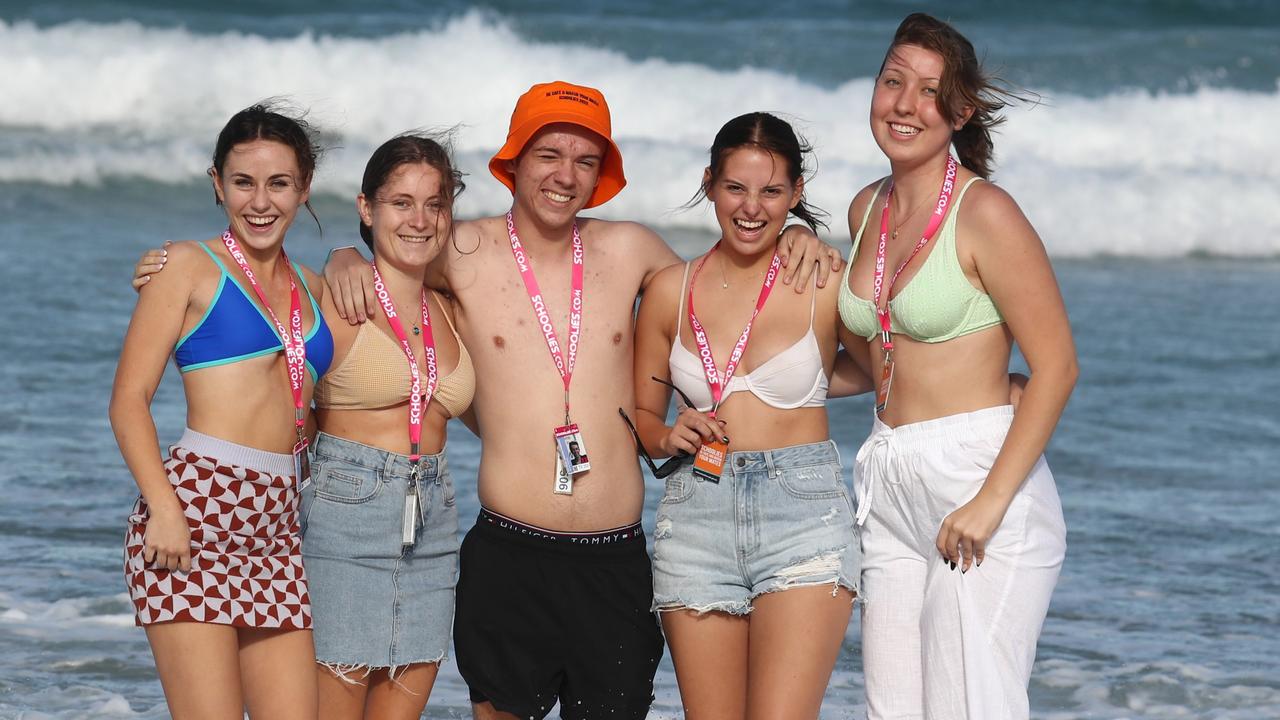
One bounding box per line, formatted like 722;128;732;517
116;12;1073;720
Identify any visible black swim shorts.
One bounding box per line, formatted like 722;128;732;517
454;508;664;720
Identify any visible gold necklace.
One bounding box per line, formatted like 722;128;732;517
890;193;932;241
718;253;730;289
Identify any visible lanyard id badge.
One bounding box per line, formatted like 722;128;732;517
293;434;311;488
369;262;439;547
874;354;894;414
685;244;782;484
871;155;958;416
692;437;728;482
402;464;425;545
555;423;591;475
506;211;589;494
221;229;310;483
553;451;573;495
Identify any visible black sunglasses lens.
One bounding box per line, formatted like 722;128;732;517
654;452;692;479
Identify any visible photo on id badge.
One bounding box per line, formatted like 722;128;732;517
555;424;590;474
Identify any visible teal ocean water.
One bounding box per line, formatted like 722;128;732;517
1;2;1278;717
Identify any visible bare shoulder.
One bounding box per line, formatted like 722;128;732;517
581;217;680;292
295;262;325;301
643;259;689;301
960;181;1038;248
448;217;492;258
815;263;844;303
847;177;889;227
580;217;666;250
162;239;213;268
133;239;212;305
151;239;213;283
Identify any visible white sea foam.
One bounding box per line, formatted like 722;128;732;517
1;13;1278;256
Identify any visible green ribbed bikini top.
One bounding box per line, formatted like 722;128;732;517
838;177;1004;344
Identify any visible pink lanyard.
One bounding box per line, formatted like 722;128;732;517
873;155;958;352
687;243;782;418
221;229;307;437
370;263;439;465
505;211;583;422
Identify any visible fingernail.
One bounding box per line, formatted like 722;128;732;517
950;561;956;571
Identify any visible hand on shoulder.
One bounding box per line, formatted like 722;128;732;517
136;239;209;295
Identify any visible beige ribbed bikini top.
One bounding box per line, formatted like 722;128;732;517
315;291;474;418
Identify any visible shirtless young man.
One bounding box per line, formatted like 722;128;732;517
133;81;839;719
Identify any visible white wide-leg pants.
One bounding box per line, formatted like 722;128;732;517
854;406;1066;720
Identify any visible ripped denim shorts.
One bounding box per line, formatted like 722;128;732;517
651;440;861;615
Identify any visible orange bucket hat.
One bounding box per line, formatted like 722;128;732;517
488;81;626;209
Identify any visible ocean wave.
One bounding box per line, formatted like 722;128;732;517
1;14;1278;257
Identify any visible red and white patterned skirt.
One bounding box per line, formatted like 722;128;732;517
124;428;311;630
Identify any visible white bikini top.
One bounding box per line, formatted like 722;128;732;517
668;262;829;412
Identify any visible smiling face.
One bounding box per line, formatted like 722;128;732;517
211;138;309;250
507;123;606;230
357;161;449;272
870;43;971;167
705;146;802;257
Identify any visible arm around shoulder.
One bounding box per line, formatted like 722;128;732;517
322;245;375;323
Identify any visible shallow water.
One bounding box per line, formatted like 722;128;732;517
1;180;1277;717
2;1;1278;717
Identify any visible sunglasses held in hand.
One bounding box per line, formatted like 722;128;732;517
618;377;702;479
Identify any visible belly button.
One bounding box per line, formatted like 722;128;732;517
493;336;505;349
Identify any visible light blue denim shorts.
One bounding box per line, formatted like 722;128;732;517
300;432;458;668
652;440;861;615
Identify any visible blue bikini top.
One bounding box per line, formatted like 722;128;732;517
174;242;333;381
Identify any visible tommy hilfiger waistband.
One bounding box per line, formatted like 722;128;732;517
477;507;644;546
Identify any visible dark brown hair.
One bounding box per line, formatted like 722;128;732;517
690;112;828;232
358;133;466;252
210;100;324;232
885;13;1031;179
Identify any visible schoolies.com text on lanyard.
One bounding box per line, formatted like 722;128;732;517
370;262;439;545
220;229;309;477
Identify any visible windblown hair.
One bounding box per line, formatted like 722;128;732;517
358;133;466;252
886;13;1033;178
210;100;324;231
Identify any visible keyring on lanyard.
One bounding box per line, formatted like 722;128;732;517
370;262;438;545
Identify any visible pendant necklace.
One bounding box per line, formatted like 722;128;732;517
890;192;932;241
